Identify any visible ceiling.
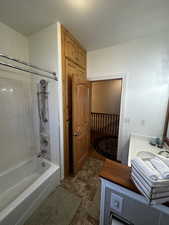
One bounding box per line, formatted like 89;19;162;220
0;0;169;50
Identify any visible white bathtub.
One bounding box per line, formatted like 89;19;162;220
0;157;60;225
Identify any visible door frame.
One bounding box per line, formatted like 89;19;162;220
88;73;127;163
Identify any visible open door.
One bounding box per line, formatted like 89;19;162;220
72;75;91;173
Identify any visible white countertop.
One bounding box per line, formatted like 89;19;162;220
128;134;168;166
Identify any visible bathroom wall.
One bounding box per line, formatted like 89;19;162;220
28;23;62;173
0;22;29;60
87;31;169;163
91;80;122;114
0;22;34;173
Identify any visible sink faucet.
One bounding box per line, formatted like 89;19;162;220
158;150;169;158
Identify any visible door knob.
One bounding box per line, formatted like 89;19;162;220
73;132;80;136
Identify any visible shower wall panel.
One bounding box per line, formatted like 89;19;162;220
0;69;39;173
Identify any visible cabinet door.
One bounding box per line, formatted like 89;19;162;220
65;35;76;62
76;65;86;79
64;32;86;68
78;47;86;68
75;45;86;68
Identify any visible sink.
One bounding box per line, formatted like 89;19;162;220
136;151;155;159
136;150;169;159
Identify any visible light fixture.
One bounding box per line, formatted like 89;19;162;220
68;0;87;9
1;88;7;92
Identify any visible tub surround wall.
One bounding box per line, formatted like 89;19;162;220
0;21;61;176
0;22;31;173
87;31;169;163
28;23;61;169
0;73;39;173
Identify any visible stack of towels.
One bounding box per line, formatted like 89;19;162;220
131;154;169;204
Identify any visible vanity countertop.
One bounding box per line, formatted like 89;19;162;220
128;134;168;166
100;159;138;193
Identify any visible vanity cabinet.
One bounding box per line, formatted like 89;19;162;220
100;160;169;225
159;212;169;225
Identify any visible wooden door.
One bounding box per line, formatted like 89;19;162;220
72;75;91;173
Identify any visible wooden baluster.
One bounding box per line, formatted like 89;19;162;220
115;114;117;137
104;114;106;136
107;114;110;136
110;114;113;137
112;114;114;137
99;113;101;135
91;113;93;144
113;114;116;137
93;112;95;141
98;113;100;134
117;115;120;134
100;113;102;136
102;113;104;136
96;113;98;139
106;114;108;136
116;115;118;137
109;114;111;136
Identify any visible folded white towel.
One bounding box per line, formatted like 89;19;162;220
132;163;169;187
132;168;169;196
131;175;169;205
131;157;159;181
156;155;169;167
145;161;161;178
151;158;169;179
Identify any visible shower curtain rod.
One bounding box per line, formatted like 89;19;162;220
0;61;57;81
0;53;57;81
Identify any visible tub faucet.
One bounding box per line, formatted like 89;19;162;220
37;149;47;158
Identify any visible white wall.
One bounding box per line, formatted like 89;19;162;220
92;80;122;114
0;22;29;60
28;23;62;177
87;31;169;163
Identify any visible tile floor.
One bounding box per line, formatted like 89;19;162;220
62;157;104;225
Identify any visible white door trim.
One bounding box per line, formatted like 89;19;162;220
88;73;128;162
